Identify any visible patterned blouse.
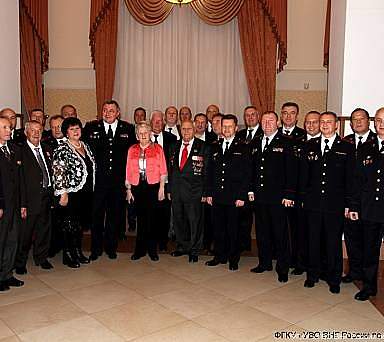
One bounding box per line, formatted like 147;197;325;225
52;140;96;196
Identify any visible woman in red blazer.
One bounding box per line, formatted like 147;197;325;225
126;121;167;261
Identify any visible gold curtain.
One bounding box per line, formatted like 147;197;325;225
19;0;49;113
123;0;173;26
190;0;244;25
89;0;119;116
238;0;277;113
323;0;331;68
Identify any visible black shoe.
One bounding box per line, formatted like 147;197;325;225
354;290;373;301
171;251;184;257
63;251;80;268
149;254;159;261
75;249;90;264
89;254;99;262
205;258;221;266
341;274;354;283
6;276;24;287
229;263;238;271
39;260;54;270
189;255;198;263
304;279;315;288
15;266;27;275
250;265;273;273
108;253;117;260
278;273;288;283
329;285;340;294
291;268;304;275
0;282;10;292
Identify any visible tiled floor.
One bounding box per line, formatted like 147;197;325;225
0;253;383;341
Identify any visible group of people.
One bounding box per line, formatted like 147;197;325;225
0;101;383;304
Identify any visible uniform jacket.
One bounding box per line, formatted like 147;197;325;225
278;126;306;141
0;142;24;212
20;142;53;215
126;143;167;186
251;131;298;205
236;125;263;145
83;119;136;189
299;135;355;213
168;138;210;201
206;137;251;205
343;130;377;154
350;139;384;223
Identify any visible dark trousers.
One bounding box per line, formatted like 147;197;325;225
172;199;204;256
203;203;214;251
344;219;364;279
212;204;240;265
0;210;19;281
360;221;383;295
238;202;254;252
49;202;65;257
306;210;343;286
292;208;308;270
16;190;51;267
157;198;171;250
91;186;125;255
255;203;289;275
132;181;160;256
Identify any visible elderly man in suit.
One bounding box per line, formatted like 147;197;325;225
164;106;180;139
168;120;210;262
15;120;54;274
0;117;25;291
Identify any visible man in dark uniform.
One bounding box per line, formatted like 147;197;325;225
349;107;384;301
83;100;136;260
194;113;217;144
249;111;297;282
342;108;376;284
164;106;180;140
0;108;25;145
236;106;263;252
150;110;177;250
168;120;210;262
300;111;355;294
205;114;251;271
15;121;54;273
279;102;306;273
0;117;25;291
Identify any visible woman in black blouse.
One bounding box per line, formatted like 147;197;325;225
52;117;95;268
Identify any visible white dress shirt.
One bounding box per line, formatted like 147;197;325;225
246;124;260;140
321;134;337;155
307;132;321;140
282;125;295;135
103;120;118;137
354;130;370;148
222;136;235;154
165;125;180;140
27;140;51;186
262;130;278;151
178;138;194;166
151;131;164;147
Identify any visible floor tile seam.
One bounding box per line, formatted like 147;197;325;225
189;318;233;341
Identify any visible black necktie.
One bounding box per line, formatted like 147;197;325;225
380;141;384;153
246;129;253;143
224;141;230;154
357;136;363;149
284;129;290;136
263;137;269;152
107;125;113;139
168;128;172;133
324;138;330;155
1;145;10;160
35;147;49;188
154;134;159;144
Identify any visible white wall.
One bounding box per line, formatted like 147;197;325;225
0;0;21;111
342;0;384;116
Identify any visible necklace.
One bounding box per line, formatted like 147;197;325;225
69;140;82;149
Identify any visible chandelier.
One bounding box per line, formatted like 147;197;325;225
165;0;195;5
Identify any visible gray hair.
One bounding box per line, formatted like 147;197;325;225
135;121;152;135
